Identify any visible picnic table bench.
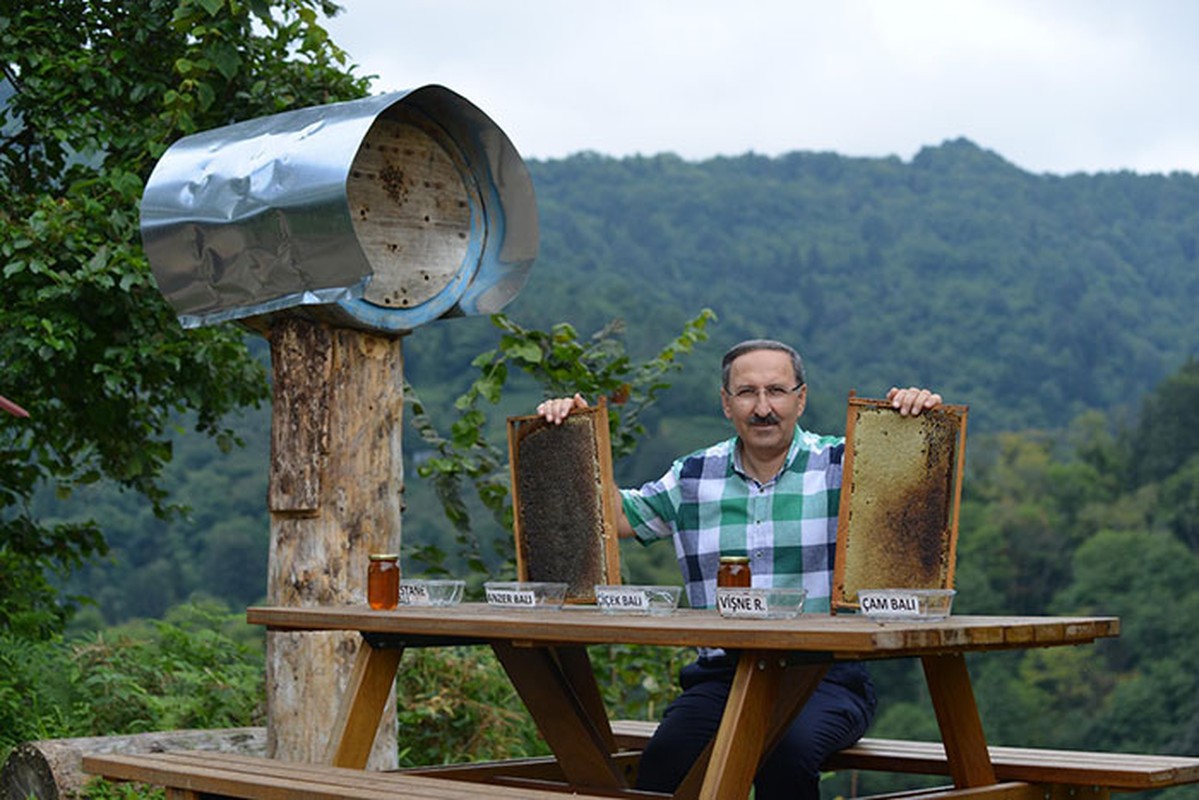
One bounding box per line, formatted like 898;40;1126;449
401;723;1199;799
82;750;634;799
83;607;1199;800
609;721;1199;797
83;728;1199;800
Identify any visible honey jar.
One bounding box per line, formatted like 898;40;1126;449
368;553;400;610
718;555;751;588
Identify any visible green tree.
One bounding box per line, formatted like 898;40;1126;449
0;0;370;638
1160;455;1199;551
955;432;1099;614
1128;358;1199;486
1053;528;1199;757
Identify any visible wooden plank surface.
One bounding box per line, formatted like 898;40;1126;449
83;752;620;800
825;739;1199;790
608;723;1199;792
247;605;1119;658
346;110;475;311
865;782;1044;800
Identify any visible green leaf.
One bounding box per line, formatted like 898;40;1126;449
207;42;242;81
504;339;542;364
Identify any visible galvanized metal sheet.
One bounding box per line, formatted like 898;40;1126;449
141;85;538;333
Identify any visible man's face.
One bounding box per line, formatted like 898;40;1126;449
720;349;807;459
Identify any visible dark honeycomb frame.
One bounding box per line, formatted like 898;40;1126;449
507;401;621;603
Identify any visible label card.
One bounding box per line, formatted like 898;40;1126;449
596;588;650;611
859;592;920;617
486;587;538;607
717;590;770;618
399;583;430;605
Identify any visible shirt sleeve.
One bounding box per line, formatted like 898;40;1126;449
620;464;683;545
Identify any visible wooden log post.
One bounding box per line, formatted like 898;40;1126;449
264;316;404;768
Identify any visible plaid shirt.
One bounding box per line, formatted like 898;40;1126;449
621;426;844;613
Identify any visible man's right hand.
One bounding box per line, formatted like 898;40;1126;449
537;393;589;424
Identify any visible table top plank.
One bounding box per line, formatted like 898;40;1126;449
247;605;1119;657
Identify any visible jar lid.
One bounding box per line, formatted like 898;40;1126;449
719;555;750;564
369;553;399;561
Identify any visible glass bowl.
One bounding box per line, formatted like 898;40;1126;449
426;579;465;606
594;585;682;616
483;581;569;609
716;587;807;619
857;588;956;621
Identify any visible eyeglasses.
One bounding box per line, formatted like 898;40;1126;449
725;384;803;405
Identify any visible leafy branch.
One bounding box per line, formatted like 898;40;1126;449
407;309;715;576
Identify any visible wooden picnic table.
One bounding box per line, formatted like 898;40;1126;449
246;604;1120;800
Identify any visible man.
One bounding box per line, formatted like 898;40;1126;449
538;338;942;799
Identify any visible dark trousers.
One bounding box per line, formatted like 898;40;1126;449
634;657;877;800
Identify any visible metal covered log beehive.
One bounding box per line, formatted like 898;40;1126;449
140;85;537;334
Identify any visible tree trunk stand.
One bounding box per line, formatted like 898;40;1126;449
265;316;404;768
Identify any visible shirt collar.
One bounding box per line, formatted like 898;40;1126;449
730;425;806;483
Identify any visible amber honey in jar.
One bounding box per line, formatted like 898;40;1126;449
368;553;400;610
718;555;751;588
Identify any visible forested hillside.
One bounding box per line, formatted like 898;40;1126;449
50;139;1199;626
517;139;1199;430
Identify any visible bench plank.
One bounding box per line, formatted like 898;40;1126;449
609;722;1199;792
857;781;1048;800
825;739;1199;790
83;751;618;799
86;731;1199;799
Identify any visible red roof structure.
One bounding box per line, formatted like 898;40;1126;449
0;395;29;418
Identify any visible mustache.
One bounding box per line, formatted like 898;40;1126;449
749;412;781;425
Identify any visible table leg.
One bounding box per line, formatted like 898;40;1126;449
674;657;827;800
492;642;626;790
553;645;617;752
761;660;830;757
324;640;404;768
922;653;998;788
695;649;788;800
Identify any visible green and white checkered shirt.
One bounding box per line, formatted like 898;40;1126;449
621;426;844;613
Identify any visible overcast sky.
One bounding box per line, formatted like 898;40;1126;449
323;0;1199;176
